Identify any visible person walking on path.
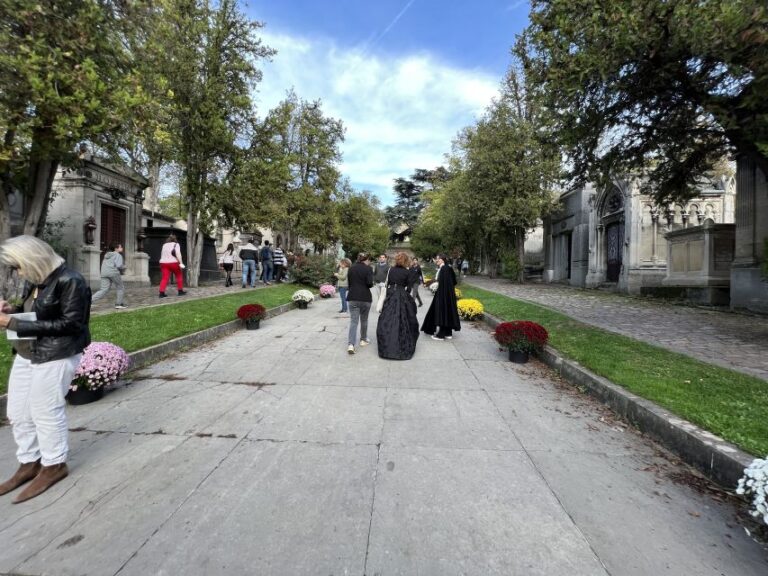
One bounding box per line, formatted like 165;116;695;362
461;258;469;277
421;253;461;340
334;258;351;314
158;234;186;298
260;241;274;285
218;243;235;287
346;253;374;354
91;242;127;309
0;235;91;504
377;252;419;360
238;239;259;289
372;254;390;308
408;257;424;307
273;243;287;283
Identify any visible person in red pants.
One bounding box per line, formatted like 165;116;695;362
158;234;187;298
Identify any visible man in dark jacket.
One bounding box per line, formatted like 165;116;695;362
346;253;374;354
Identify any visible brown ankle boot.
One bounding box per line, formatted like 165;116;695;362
0;460;41;496
12;463;68;504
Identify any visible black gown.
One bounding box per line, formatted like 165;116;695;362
421;265;461;335
376;266;420;360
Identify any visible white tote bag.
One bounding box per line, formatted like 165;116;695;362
376;269;390;313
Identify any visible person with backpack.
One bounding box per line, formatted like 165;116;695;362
238;239;259;289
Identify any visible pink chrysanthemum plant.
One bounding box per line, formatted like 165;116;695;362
319;284;336;298
71;342;131;391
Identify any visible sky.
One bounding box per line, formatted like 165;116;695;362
244;1;531;206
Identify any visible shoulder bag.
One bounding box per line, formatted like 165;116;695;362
376;269;390;313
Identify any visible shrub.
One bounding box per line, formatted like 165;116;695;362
501;251;524;282
457;298;484;320
236;303;266;321
71;342;131;391
319;284;336;297
292;254;337;288
492;321;548;353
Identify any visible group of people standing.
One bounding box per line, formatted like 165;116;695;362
219;238;289;288
342;252;460;360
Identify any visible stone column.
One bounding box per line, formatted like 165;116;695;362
81;245;102;291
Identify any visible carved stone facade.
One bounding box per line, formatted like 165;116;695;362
543;177;736;294
46;155;150;288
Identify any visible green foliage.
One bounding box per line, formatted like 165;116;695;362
336;187;389;258
41;218;71;260
291;254;338;288
500;251;523;283
462;285;768;456
517;0;768;203
0;283;301;395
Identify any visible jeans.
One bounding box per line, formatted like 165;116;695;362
263;260;274;283
92;274;125;305
338;287;348;312
348;301;371;345
8;354;81;465
242;259;256;287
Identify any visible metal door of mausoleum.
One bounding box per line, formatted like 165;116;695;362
606;222;623;282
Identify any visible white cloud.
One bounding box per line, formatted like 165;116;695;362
255;32;499;205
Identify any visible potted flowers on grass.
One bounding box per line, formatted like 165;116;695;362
319;284;336;299
457;298;484;321
492;321;549;364
69;342;131;405
292;289;315;309
237;303;266;330
737;457;768;527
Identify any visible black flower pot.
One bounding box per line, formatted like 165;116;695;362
296;301;308;309
245;318;261;330
508;349;530;364
66;386;104;405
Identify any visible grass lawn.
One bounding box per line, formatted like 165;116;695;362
0;283;302;396
462;285;768;456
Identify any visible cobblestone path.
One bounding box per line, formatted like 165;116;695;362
466;276;768;381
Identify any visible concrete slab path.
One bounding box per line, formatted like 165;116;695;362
1;295;766;575
466;276;768;381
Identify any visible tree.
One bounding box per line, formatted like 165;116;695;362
335;183;389;258
0;1;137;246
517;0;768;202
229;91;345;251
154;0;274;286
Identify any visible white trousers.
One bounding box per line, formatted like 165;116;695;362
7;354;81;466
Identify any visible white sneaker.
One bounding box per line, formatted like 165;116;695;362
115;304;128;309
359;339;370;347
445;336;453;340
347;345;355;354
431;335;445;341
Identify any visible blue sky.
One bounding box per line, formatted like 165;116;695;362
244;1;531;206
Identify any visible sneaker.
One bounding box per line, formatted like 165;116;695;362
445;336;453;340
159;292;167;298
177;291;187;296
359;339;370;347
347;345;355;354
115;304;127;309
431;335;445;341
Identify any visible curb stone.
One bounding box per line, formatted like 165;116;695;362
0;301;298;422
481;312;753;489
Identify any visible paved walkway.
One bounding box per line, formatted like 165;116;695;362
1;296;766;575
466;277;768;381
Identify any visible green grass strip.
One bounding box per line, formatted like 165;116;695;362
0;284;302;396
462;285;768;456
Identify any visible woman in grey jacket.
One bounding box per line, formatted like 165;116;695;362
91;242;126;308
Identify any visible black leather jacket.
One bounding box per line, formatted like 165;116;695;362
9;265;92;364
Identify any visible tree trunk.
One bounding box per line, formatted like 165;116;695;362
23;158;59;237
515;227;525;283
146;162;162;214
186;208;202;288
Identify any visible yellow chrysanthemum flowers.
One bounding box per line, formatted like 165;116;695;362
457;298;484;320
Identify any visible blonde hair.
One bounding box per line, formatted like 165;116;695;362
0;235;65;284
394;252;410;268
340;258;351;268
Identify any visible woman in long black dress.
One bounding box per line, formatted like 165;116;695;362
421;253;461;340
376;252;420;360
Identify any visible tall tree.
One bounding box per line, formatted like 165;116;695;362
335;182;389;258
517;0;768;202
0;0;137;245
154;0;274;286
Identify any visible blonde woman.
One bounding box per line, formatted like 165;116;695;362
334;258;351;314
0;235;91;503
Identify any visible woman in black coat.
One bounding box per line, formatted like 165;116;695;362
421;254;461;340
376;252;420;360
